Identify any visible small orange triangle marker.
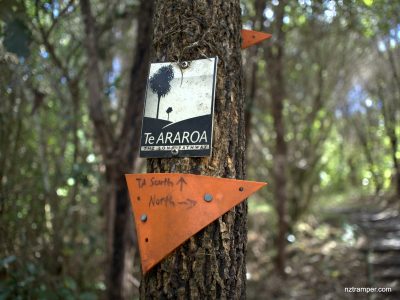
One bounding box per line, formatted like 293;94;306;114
125;173;267;274
241;29;272;49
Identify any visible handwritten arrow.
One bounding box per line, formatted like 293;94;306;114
176;177;187;191
177;199;196;209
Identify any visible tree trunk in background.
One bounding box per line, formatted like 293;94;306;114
353;120;383;194
379;90;400;198
244;0;265;142
385;48;400;198
265;0;289;277
141;0;247;298
391;140;400;197
80;0;154;299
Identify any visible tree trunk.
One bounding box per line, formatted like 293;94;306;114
353;120;383;194
391;144;400;197
244;0;265;141
107;1;155;298
386;49;400;198
156;95;161;119
378;84;400;197
265;0;288;277
80;0;154;298
108;172;131;300
141;0;247;298
383;114;400;197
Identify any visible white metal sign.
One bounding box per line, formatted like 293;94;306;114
140;57;218;158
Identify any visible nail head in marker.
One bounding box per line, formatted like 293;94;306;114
179;61;189;69
141;214;148;222
204;193;213;202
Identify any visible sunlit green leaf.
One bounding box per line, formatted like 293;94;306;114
363;0;373;7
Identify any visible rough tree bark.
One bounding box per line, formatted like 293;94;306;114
80;0;155;299
141;0;247;298
264;0;289;276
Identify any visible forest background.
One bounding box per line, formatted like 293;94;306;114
1;0;399;299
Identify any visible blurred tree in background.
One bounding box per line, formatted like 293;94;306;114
243;0;400;277
1;0;399;299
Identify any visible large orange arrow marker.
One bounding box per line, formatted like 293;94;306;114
125;173;267;274
241;29;272;49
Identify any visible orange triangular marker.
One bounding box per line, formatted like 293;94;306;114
125;173;267;274
241;29;272;49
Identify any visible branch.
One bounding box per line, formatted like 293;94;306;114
80;0;114;160
117;0;155;170
34;0;70;78
46;0;76;37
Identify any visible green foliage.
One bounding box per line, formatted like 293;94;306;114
2;18;31;57
0;0;149;296
246;0;399;228
363;0;374;7
0;257;99;299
